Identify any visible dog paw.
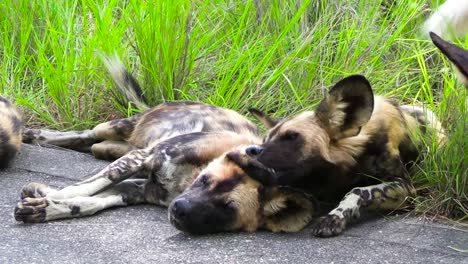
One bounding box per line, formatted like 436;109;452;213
14;197;49;223
312;214;346;237
22;129;41;144
20;182;54;199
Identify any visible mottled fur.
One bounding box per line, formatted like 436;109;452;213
245;75;445;237
15;58;315;234
0;96;22;168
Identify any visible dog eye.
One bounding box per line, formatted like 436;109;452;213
281;131;298;141
198;174;210;187
224;200;236;210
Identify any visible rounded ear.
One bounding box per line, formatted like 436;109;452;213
262;187;315;232
430;32;468;86
248;108;280;129
316;75;374;140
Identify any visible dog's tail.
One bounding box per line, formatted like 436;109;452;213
0;97;22;169
102;55;149;111
422;0;468;41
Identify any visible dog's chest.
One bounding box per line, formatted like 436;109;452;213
145;150;204;206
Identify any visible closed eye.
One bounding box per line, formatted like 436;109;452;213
225;200;236;210
281;131;299;141
197;174;210;187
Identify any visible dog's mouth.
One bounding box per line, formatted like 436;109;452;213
249;158;276;175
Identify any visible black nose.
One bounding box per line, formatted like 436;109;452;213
172;198;191;219
246;145;263;157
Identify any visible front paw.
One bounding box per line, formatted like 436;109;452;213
20;182;54;199
14;197;49;223
312;214;346;237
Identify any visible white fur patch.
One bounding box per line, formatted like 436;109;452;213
423;0;468;40
48;177;113;200
330;192;361;219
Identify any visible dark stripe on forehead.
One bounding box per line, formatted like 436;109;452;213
211;174;243;194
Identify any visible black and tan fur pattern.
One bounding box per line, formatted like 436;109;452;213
15;58;315;234
244;75;446;237
0;96;22;169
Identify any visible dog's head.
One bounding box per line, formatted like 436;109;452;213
168;146;315;234
247;75;374;189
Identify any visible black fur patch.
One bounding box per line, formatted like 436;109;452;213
109;118;135;138
70;206;80;216
211;175;243;194
0;96;11;105
0;129;17;168
11;115;22;134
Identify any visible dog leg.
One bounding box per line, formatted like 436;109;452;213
46;148;151;200
22;128;98;152
20;182;58;199
23;115;139;151
91;140;134;160
15;179;147;223
312;179;415;237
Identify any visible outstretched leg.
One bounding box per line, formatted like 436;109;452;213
23;115;139;152
15;179;148;223
46;148;152;200
91;140;134;160
312;179;416;237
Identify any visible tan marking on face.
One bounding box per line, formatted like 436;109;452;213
198;153;262;232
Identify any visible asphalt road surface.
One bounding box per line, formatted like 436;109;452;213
0;144;466;264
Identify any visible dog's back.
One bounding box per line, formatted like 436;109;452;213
0;96;22;168
129;101;261;149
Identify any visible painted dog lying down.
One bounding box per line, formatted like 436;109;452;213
247;75;446;237
0;96;22;169
15;58;315;234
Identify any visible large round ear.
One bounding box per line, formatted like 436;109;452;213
248;108;280;129
262;186;315;232
430;32;468;86
315;75;374;140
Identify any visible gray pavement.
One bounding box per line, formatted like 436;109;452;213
0;144;467;264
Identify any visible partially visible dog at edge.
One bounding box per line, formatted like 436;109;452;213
0;96;22;169
423;0;468;88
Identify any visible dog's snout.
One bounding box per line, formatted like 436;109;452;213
172;198;191;219
246;145;263;157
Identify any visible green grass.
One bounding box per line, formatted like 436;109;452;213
1;0;466;220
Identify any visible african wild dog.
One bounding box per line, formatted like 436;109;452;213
0;96;22;169
243;75;446;237
14;57;315;234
